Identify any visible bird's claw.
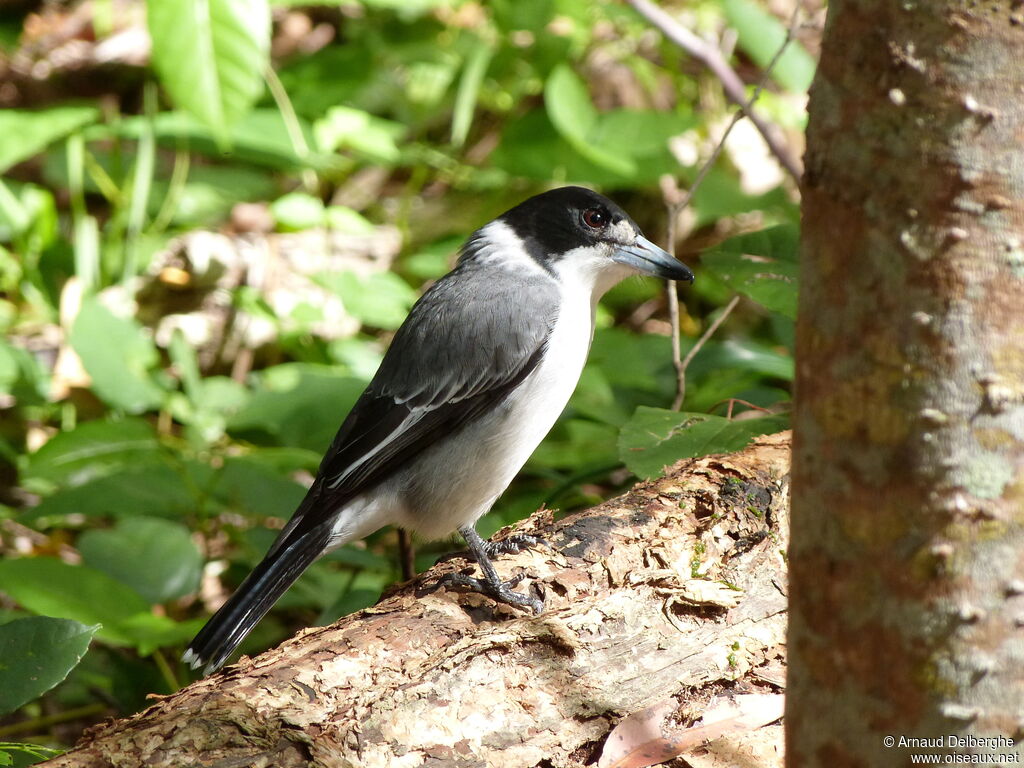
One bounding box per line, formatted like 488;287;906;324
438;571;544;615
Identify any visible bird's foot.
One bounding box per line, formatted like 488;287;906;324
481;533;551;558
437;571;544;615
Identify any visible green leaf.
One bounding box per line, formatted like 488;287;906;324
0;742;62;765
228;364;366;452
168;329;202;405
619;407;790;478
70;298;167;413
357;0;448;14
0;179;28;239
701;226;800;319
0;617;98;715
0;180;59;252
451;38;492;147
0;337;49;404
401;236;460;280
315;270;417;330
78;518;203;604
722;0;817;93
325;206;376;236
689;338;795;382
114;613;206;656
0;558;150;647
271;192;325;231
313;106;404;164
492;107;693;186
544;65;636;176
21;462;195;522
588;328;674;392
530;419;619;469
102;109;328;171
146;0;271;144
24;418;160;488
0;106;100;174
210;457;308;518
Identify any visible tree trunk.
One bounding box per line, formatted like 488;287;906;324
790;1;1024;765
44;433;791;768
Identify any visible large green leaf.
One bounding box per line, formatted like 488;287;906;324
228;364;366;452
23;418;160;488
492;107;693;187
21;462;195;522
619;407;790;478
701;226;800;319
70;298;167;413
78;518;203;604
0;558;150;647
314;271;417;330
101;109;329;170
146;0;271;144
0;106;100;174
686;338;795;383
209;456;309;518
544;65;636;176
0;617;98;715
722;0;817;94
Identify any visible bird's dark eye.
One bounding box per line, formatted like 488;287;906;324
582;208;609;229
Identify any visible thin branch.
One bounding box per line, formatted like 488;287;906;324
659;5;803;410
626;0;803;181
675;294;742;409
661;178;686;411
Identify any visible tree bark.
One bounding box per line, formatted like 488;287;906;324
790;1;1024;765
44;432;791;768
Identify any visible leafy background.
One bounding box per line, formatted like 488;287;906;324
0;0;815;761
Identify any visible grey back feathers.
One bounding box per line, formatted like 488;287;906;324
264;234;559;559
374;259;558;408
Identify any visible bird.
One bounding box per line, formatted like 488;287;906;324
183;186;694;675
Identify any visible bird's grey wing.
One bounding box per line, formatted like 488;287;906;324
267;265;559;553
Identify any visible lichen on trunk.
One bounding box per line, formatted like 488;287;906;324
790;0;1024;763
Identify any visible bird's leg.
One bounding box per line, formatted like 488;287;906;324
437;526;544;614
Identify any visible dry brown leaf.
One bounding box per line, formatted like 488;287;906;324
599;693;785;768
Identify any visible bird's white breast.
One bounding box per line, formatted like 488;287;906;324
400;250;627;539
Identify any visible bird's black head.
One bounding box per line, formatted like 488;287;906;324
488;186;694;285
499;186;637;256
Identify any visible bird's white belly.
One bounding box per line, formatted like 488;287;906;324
396;287;595;540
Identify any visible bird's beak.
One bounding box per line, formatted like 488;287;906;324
612;235;694;283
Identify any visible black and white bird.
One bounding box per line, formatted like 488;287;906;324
183;186;693;674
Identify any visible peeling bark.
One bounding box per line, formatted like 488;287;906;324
45;432;790;768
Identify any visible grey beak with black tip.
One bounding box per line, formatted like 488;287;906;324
613;235;694;282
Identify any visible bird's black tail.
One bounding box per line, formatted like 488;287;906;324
182;528;330;675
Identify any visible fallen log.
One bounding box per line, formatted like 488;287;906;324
46;431;791;768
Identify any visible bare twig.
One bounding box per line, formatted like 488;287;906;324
660;177;687;411
659;5;802;410
711;397;773;419
675;294;742;408
626;0;803;181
